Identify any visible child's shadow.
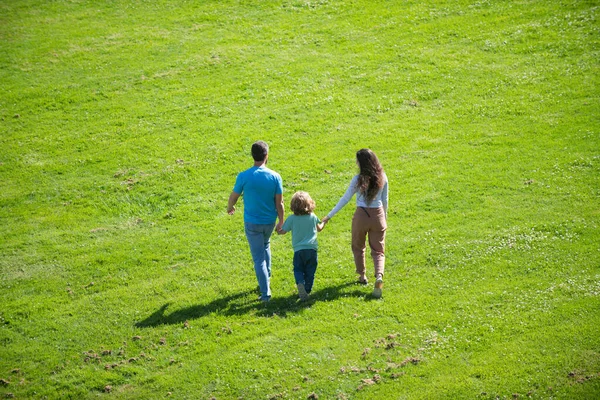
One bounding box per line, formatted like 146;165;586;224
262;281;369;317
135;281;368;328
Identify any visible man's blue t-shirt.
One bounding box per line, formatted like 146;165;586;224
233;166;283;224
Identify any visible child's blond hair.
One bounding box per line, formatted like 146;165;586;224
290;191;316;216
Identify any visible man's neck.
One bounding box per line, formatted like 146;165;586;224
254;160;267;167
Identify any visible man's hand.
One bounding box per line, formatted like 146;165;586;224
227;192;241;216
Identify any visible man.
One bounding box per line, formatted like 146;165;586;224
227;141;284;302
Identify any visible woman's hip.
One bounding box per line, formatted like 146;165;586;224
353;207;387;229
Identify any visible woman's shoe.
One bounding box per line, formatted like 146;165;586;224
372;278;383;298
357;275;369;285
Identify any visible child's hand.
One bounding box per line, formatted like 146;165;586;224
317;222;325;232
322;216;330;224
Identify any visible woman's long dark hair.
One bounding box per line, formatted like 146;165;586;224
356;149;384;202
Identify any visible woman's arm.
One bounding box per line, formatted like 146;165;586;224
325;175;358;220
381;177;389;218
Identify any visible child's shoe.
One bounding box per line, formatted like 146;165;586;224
297;283;309;301
372;277;383;299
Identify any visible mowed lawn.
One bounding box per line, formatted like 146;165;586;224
1;0;599;399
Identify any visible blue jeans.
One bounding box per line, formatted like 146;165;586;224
293;249;318;294
244;221;276;301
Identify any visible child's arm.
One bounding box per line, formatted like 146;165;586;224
278;217;291;235
317;219;327;232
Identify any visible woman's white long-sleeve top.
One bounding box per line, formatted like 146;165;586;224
326;174;388;219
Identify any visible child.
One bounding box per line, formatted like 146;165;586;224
278;191;326;301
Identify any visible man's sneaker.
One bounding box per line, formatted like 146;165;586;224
297;283;309;301
373;278;383;299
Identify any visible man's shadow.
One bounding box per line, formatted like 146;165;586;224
135;281;369;328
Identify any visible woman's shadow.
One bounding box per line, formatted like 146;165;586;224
135;281;369;328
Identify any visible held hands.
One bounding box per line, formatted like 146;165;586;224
317;216;330;232
321;216;330;224
227;206;236;215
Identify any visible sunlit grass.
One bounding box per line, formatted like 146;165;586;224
1;0;599;398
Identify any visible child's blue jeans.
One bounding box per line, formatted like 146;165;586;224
293;249;318;293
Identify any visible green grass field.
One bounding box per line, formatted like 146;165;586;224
1;0;599;398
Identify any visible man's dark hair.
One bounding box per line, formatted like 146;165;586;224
251;141;269;162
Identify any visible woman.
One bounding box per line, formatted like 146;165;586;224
322;149;388;298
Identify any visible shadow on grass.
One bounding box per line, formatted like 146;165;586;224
135;281;370;327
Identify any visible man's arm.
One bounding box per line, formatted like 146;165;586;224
227;192;241;215
275;193;284;232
